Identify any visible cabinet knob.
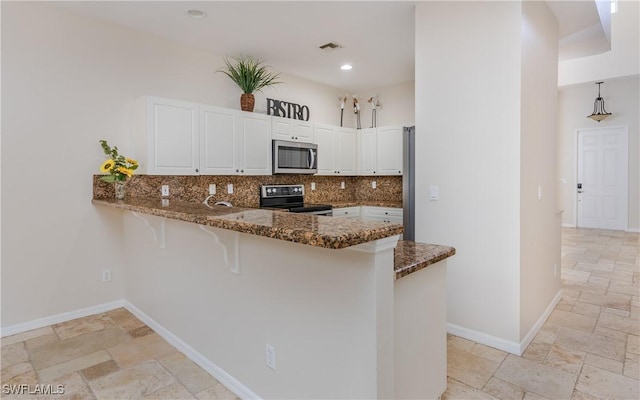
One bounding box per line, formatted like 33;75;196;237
195;168;199;173
385;212;389;215
236;169;239;173
241;169;244;173
373;171;376;174
398;171;401;174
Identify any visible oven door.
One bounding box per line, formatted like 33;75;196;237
273;140;318;174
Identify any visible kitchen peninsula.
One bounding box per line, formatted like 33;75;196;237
93;196;454;399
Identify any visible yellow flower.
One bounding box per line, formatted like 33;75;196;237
117;167;134;177
126;157;138;165
100;159;115;173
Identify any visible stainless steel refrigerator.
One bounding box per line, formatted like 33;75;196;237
403;126;415;241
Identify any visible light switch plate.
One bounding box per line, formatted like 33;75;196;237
311;182;316;191
209;184;216;195
371;181;377;189
227;183;234;194
429;186;439;201
340;181;345;189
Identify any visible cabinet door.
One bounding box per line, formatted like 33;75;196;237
361;206;403;223
376;126;403;175
333;207;361;219
336;128;357;175
272;117;314;142
293;120;314;142
238;112;271;175
314;124;336;175
147;97;199;175
271;117;295;141
360;128;377;175
200;105;238;175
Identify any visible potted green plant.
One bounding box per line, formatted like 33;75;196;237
217;55;281;112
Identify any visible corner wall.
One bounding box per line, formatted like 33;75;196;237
519;1;562;341
415;1;523;344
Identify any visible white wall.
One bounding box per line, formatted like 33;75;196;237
359;81;415;127
558;76;640;231
0;2;354;328
519;1;562;340
558;0;639;87
415;1;523;344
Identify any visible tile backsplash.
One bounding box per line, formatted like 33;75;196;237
94;175;402;207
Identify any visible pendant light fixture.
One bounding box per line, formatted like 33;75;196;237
587;81;612;122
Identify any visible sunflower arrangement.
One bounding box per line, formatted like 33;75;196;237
98;140;138;182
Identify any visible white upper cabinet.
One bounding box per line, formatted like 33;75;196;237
138;97;270;176
314;124;336;175
142;97;200;175
201;106;271;175
200;105;238;175
376;126;403;175
360;125;403;176
237;112;271;175
271;116;314;143
360;128;377;175
336;127;358;175
313;124;357;175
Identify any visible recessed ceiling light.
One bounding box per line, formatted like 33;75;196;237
187;9;207;19
341;64;353;71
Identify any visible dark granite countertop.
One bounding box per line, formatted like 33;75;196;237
394;241;456;279
92;198;403;249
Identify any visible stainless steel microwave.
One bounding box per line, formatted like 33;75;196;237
272;140;318;174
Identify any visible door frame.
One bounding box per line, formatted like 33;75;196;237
574;124;629;230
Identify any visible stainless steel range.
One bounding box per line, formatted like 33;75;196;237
260;184;333;216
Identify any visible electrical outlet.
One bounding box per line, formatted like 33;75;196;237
371;181;377;189
311;182;316;191
209;184;216;195
266;344;276;370
101;269;112;282
161;185;169;197
161;199;170;207
227;183;234;194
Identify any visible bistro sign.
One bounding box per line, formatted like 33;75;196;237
267;98;310;121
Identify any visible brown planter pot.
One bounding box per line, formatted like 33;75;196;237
240;93;255;112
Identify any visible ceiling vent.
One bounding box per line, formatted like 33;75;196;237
319;42;343;50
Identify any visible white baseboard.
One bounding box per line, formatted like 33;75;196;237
627;227;640;233
1;300;125;338
518;289;562;355
447;323;522;355
447;289;562;356
562;223;577;228
124;301;260;400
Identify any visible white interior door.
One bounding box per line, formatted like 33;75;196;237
577;126;628;230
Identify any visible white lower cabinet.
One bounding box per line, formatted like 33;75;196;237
334;206;403;224
332;207;361;219
361;206;403;224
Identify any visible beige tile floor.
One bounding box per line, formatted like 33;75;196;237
443;228;639;400
1;228;638;399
